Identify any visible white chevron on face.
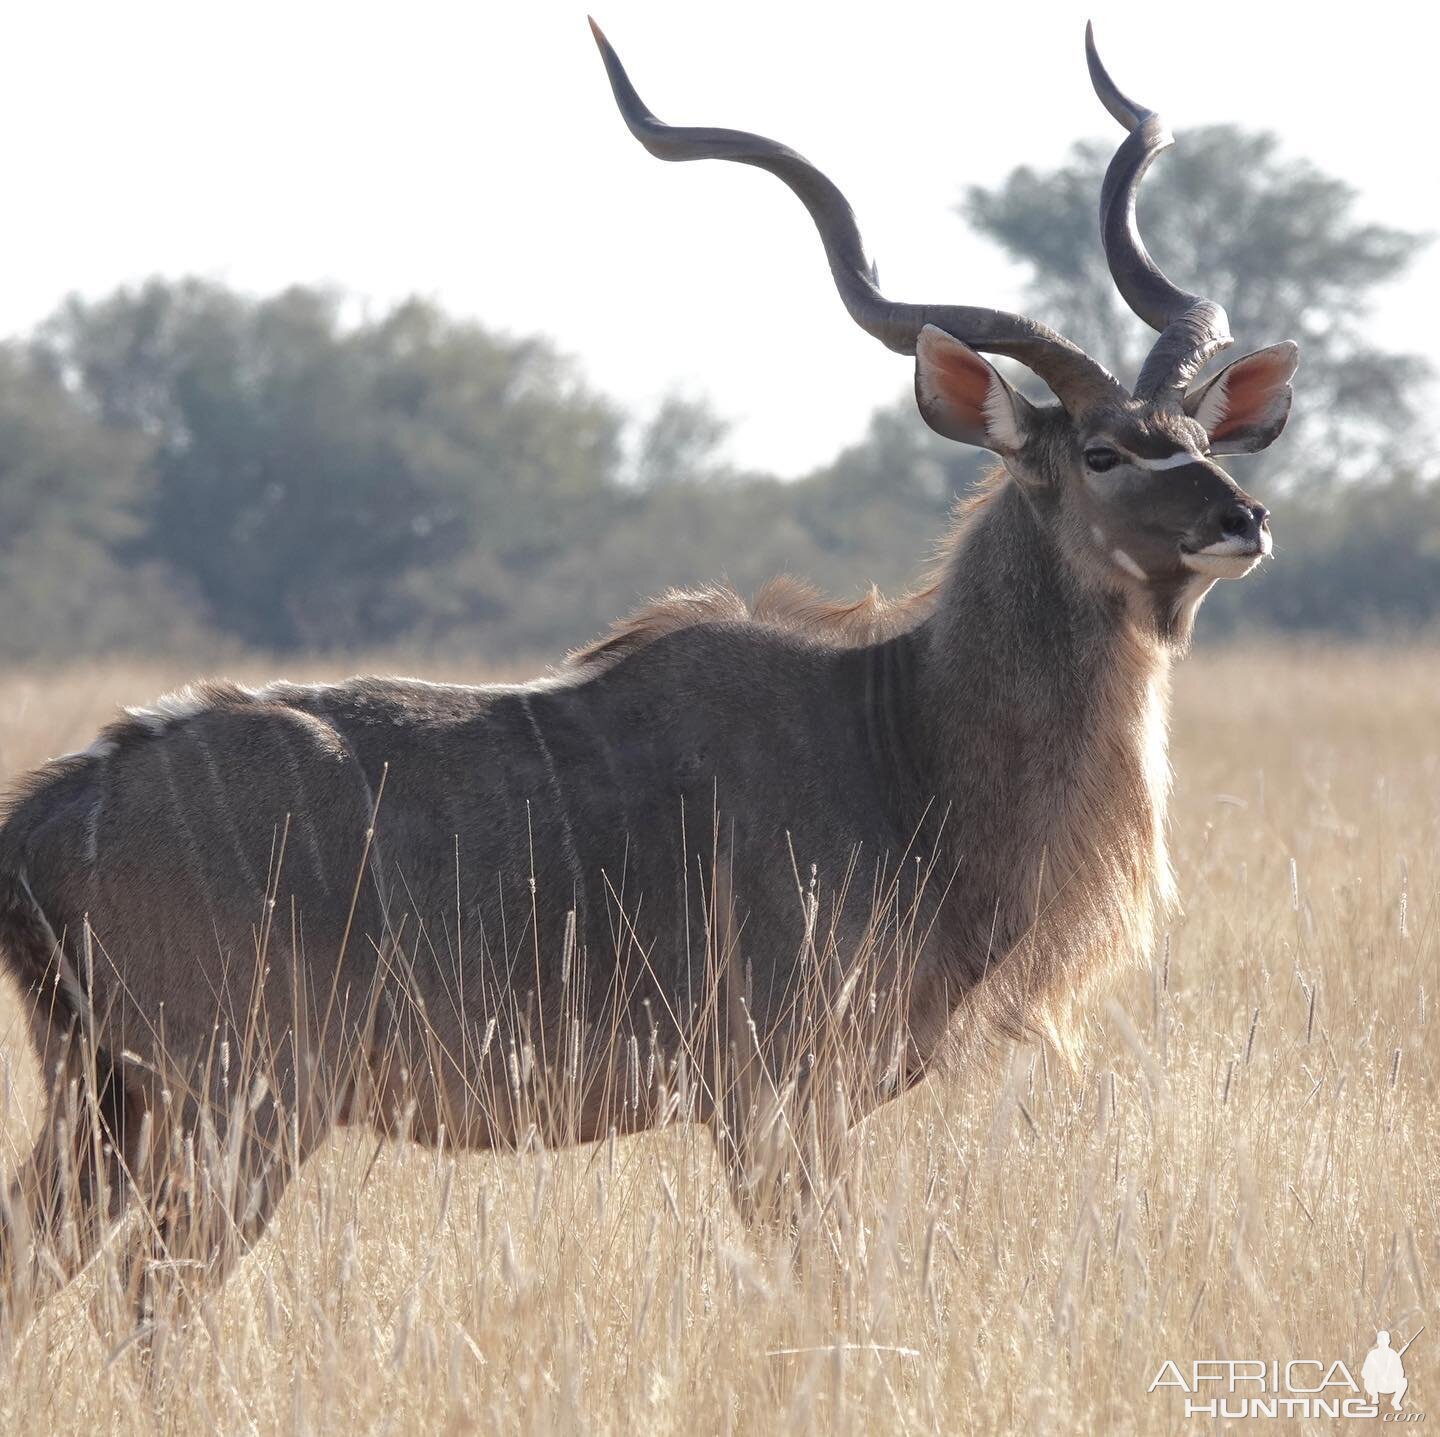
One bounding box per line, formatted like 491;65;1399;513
1133;451;1205;471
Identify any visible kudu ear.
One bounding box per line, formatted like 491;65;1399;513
914;325;1034;456
1184;342;1299;454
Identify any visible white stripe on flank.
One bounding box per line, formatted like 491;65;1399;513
157;743;220;933
193;733;262;895
82;788;102;871
271;722;332;896
519;694;585;906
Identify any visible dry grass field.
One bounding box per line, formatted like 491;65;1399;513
0;644;1433;1434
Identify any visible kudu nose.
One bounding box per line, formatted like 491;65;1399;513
1219;501;1269;544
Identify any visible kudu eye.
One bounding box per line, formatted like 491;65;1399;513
1084;446;1122;473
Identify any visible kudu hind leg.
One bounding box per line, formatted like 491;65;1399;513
128;1075;312;1329
2;1027;146;1316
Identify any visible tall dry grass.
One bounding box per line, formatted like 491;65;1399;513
0;642;1433;1434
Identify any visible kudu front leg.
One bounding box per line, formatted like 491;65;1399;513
709;1043;854;1256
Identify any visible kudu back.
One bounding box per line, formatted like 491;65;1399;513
0;23;1297;1312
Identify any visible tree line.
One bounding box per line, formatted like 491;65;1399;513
0;123;1433;665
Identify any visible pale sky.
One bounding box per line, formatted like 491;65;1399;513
3;1;1435;476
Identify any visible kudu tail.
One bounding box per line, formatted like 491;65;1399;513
0;754;98;1013
0;866;65;999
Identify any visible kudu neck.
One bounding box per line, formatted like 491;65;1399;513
896;475;1176;1045
921;478;1170;723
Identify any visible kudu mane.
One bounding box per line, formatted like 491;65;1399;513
567;481;1010;673
569;576;929;672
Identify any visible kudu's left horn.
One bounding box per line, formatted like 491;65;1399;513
590;16;1126;414
1086;21;1234;401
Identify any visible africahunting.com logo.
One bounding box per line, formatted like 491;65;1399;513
1150;1328;1424;1420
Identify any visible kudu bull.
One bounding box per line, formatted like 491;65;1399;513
0;22;1296;1313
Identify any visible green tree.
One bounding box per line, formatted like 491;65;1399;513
964;128;1430;485
632;393;735;490
33;282;625;652
0;348;190;662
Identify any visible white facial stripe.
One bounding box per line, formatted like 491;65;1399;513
1111;548;1146;580
1085;445;1208;480
1132;451;1204;471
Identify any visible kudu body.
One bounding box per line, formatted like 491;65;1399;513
0;23;1297;1310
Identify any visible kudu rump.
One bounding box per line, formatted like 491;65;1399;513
0;23;1296;1312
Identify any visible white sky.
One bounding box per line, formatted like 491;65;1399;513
3;1;1435;476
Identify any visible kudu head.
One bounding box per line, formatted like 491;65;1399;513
591;19;1299;617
